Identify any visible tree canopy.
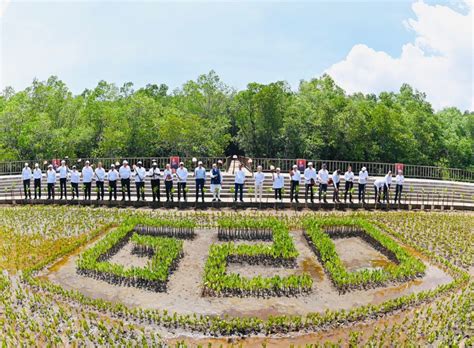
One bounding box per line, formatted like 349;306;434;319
0;72;472;169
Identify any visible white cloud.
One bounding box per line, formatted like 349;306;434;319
325;0;473;111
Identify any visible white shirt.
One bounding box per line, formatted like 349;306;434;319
107;169;119;181
134;167;147;182
119;165;131;179
254;172;265;186
176;167;188;182
95;168;106;181
82;166;94;183
163;169;174;181
374;178;386;189
70;170;80;184
149;167;161;180
385;174;392;186
235;169;246;184
358;170;369;184
33;168;42;180
46;170;57;184
318;169;329;184
344;171;354;182
57;165;69;179
291;169;301;182
272;174;284;189
22;167;32;180
304;168;317;184
396;174;405;185
332;171;340;185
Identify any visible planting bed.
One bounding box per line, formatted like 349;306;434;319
0;206;471;346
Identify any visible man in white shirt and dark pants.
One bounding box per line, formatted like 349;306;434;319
149;161;161;202
22;163;32;199
358;167;369;204
57;160;69;200
94;162;106;200
163;164;174;202
119;160;132;201
107;164;119;201
373;178;387;204
254;166;265;202
33;163;42;199
304;162;317;203
82;161;94;200
70;165;80;199
46;165;56;200
176;162;188;202
332;169;341;203
234;163;245;202
384;170;392;204
290;165;301;203
394;170;405;204
344;166;354;203
272;168;284;201
134;161;146;201
318;163;329;203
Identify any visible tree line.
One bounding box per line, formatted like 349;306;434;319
0;71;472;169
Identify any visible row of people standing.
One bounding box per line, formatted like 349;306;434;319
21;160;405;204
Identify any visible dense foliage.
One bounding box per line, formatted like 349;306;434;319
1;73;473;169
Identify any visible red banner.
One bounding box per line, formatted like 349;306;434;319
395;163;404;173
170;156;180;173
297;159;306;172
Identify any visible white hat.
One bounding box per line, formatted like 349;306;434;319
34;163;39;167
111;164;115;168
61;160;66;164
276;167;281;171
137;161;142;165
24;163;29;167
308;162;313;166
48;164;53;168
85;160;90;164
198;161;203;165
179;162;184;165
362;166;367;171
123;160;128;164
293;165;297;169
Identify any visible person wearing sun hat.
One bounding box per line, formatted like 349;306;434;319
94;162;106;200
57;160;70;200
358;166;369;204
290;164;301;203
149;160;161;202
119;160;131;201
304;162;317;203
33;163;42;199
46;164;57;200
394;169;405;204
82;160;94;200
133;161;146;201
194;161;206;202
107;164;119;201
70;165;80;199
22;163;32;199
176;162;188;202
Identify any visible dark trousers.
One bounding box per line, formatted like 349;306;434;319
333;182;340;202
121;178;131;200
165;180;173;201
358;183;366;202
136;181;145;201
274;188;282;200
195;179;205;202
290;181;299;202
23;179;31;199
374;185;386;203
151;179;160;202
34;179;41;199
394;184;403;203
109;180;117;200
47;183;55;200
96;181;104;200
84;182;92;200
234;183;244;201
178;182;187;201
344;181;354;202
319;183;328;201
72;182;79;199
384;184;390;203
305;184;314;202
59;178;67;199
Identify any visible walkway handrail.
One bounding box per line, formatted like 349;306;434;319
0;156;473;182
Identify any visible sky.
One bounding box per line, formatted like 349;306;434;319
0;0;472;110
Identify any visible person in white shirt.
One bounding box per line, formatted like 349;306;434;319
394;170;405;204
176;162;188;202
149;161;161;202
46;165;57;200
234;163;246;202
82;161;94;200
94;162;106;200
33;163;42;199
344;166;355;203
107;164;119;201
163;164;174;202
384;170;393;204
318;163;329;203
290;165;301;203
332;169;341;203
119;160;132;201
373;178;387;203
22;163;32;199
254;165;265;202
358;167;369;203
57;160;70;200
304;162;317;203
70;165;80;199
133;161;147;201
272;167;285;201
210;163;223;202
194;161;206;203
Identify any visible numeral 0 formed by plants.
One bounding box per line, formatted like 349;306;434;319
77;217;196;292
204;217;312;297
303;217;426;293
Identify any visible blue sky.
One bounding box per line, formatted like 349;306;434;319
0;1;472;109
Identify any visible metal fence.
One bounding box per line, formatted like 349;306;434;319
1;156;473;182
